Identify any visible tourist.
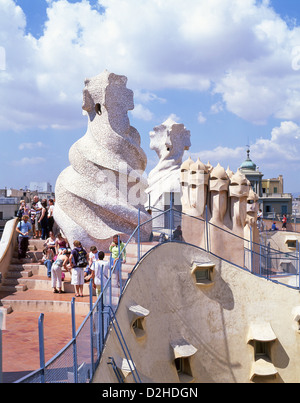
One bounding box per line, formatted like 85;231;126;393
41;247;55;278
44;231;56;255
159;232;167;243
38;199;49;240
91;251;110;299
55;232;68;253
70;240;88;297
17;200;29;220
282;214;287;231
32;195;42;238
173;225;183;241
51;249;71;294
109;235;126;286
257;209;263;231
30;204;37;238
84;246;98;282
16;214;32;260
48;199;55;233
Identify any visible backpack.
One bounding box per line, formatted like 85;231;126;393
75;248;88;267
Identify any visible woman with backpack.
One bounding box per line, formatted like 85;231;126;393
70;240;88;297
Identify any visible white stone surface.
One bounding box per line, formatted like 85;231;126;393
145;118;191;226
54;70;151;250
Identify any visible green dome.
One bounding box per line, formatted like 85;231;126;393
240;149;256;171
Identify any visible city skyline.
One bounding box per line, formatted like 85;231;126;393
0;0;300;193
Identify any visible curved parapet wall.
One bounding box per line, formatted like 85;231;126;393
54;71;151;250
93;242;300;383
0;218;18;281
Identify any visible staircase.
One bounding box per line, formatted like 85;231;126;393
0;239;157;316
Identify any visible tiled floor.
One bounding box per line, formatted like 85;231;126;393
0;238;149;383
2;308;86;383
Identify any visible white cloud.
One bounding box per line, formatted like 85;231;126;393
197;112;207;124
210;102;224;114
189;121;300;171
11;157;46;166
134;90;166;104
165;113;181;123
1;0;300;131
130;104;153;121
18;141;45;150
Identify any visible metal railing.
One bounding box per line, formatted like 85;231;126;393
11;204;300;383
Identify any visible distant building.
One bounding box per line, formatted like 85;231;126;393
29;182;55;202
292;196;300;220
239;149;292;219
262;176;283;195
0;184;54;236
29;182;52;193
239;149;263;197
0;196;18;220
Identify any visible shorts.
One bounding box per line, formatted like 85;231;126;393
71;267;84;285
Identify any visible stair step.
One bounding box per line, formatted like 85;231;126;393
0;284;27;292
8;264;26;271
0;241;157;314
123;255;137;265
4;272;33;284
11;257;34;264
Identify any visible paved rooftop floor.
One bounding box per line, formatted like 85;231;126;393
2;306;86;383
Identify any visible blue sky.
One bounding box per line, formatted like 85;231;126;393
1;0;300;194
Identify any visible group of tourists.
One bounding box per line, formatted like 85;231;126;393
44;235;126;298
16;196;55;241
16;196;55;260
257;209;288;232
16;205;126;298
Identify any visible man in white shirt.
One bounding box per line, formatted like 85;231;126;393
91;251;110;299
32;195;42;238
84;246;99;282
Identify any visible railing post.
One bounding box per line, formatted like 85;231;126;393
0;310;3;384
138;208;140;261
38;313;45;383
71;298;78;383
109;261;112;309
170;193;173;241
89;281;94;375
298;240;300;291
205;205;209;253
250;226;253;273
259;241;262;276
117;236;122;294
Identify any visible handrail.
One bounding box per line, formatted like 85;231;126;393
107;357;124;383
104;305;142;383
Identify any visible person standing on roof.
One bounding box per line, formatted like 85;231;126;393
70;240;87;297
109;235;126;286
